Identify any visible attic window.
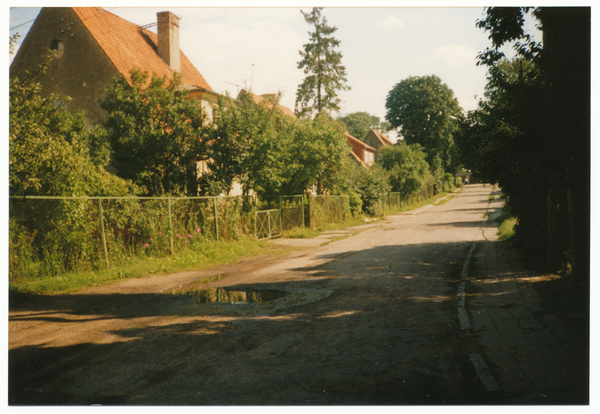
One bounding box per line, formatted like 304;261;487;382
50;40;64;59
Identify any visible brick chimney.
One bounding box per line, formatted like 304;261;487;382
157;11;180;72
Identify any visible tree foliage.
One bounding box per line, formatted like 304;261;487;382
9;41;136;197
290;116;350;196
295;7;350;119
337;162;390;217
457;7;590;275
476;7;542;66
336;111;391;140
206;91;350;201
376;142;432;197
385;75;462;170
205;91;291;198
100;69;209;196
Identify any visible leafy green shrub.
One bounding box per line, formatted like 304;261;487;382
346;190;363;216
498;217;517;240
354;167;390;216
377;142;431;199
9;219;34;281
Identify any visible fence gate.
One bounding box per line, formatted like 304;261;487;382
280;195;304;231
255;209;282;240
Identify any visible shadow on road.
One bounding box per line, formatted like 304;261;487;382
10;240;497;405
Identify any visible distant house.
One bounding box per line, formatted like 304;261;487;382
364;129;394;159
10;7;219;127
346;132;377;167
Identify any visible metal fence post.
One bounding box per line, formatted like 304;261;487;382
213;197;220;242
168;196;174;255
98;198;110;269
268;211;272;239
301;195;305;228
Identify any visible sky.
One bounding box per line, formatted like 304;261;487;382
7;2;544;138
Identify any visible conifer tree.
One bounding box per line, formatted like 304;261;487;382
294;7;350;119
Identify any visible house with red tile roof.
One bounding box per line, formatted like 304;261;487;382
346;131;377;167
10;7;218;126
364;129;394;159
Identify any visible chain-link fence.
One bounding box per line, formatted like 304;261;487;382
308;195;350;229
9;195;255;279
9;188;444;278
280;195;304;231
378;185;437;215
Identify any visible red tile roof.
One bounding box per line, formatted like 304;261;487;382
72;7;213;91
346;131;377;152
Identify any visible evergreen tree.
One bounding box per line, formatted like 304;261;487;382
294;7;350;119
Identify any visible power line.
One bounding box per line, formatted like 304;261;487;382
10;19;36;31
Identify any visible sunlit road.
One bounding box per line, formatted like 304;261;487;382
10;184;501;405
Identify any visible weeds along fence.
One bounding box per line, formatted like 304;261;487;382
378;185;435;215
308;195;349;229
9;195;255;279
9;189;444;279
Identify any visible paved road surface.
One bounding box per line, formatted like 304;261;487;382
9;184;588;405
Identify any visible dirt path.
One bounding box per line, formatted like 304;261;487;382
10;184;501;405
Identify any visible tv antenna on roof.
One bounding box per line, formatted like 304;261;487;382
224;80;247;94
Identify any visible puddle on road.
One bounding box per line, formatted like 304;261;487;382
165;279;333;316
172;286;289;304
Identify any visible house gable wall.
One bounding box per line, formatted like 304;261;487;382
10;7;121;126
364;130;382;151
364;129;392;160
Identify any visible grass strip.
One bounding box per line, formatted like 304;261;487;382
9;239;285;296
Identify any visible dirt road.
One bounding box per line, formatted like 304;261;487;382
10;184;504;405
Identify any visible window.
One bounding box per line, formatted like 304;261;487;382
50;40;64;59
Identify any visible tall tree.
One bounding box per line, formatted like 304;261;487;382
460;7;590;277
295;7;350;119
385;75;462;170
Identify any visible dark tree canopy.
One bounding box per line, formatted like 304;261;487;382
476;7;542;66
458;7;590;276
100;69;209;196
385;75;462;169
295;7;350;119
